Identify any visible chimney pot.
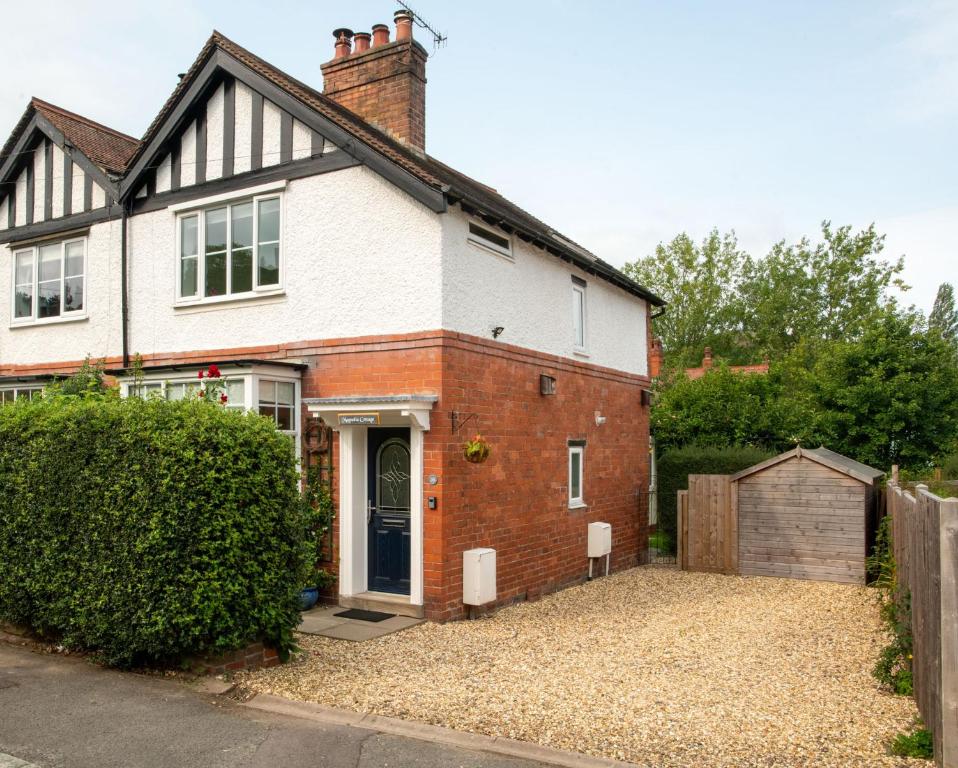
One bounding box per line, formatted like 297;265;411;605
394;9;413;41
333;28;354;59
353;31;371;53
372;23;390;46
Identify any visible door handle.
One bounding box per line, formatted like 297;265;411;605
367;500;376;525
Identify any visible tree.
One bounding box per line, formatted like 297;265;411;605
651;363;823;452
622;230;746;368
809;310;958;470
737;222;906;358
929;283;958;347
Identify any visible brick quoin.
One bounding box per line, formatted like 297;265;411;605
11;330;651;623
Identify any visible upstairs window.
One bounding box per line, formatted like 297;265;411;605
467;221;512;259
572;276;587;351
12;238;85;325
177;194;281;303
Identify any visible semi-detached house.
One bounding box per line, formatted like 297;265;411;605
0;13;664;621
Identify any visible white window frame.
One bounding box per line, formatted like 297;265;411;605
568;444;585;508
0;385;43;404
175;191;284;306
10;237;87;326
572;278;587;353
119;364;301;462
467;220;513;260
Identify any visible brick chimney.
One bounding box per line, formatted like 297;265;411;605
320;10;428;152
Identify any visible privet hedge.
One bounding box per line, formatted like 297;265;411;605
656;445;774;554
0;396;306;667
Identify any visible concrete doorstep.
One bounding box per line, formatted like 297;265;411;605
242;693;640;768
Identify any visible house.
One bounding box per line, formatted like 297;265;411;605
648;342;770;379
0;13;663;621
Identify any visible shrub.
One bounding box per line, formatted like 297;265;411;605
0;395;306;667
656;444;774;554
890;727;933;759
868;516;914;696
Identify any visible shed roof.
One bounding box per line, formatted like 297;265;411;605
730;446;884;485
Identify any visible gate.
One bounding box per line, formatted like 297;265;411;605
677;474;737;574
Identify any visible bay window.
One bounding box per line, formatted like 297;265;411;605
177;193;281;303
119;364;301;457
12;238;86;324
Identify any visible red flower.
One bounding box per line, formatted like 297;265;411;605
207;364;221;379
220;393;228;404
197;370;204;379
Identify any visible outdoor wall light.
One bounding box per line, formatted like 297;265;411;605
594;411;607;426
491;326;505;339
540;374;556;396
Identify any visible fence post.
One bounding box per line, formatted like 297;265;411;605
941;498;958;768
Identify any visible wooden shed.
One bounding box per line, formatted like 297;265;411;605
731;446;883;584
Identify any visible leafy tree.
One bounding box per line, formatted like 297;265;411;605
737;222;906;358
929;282;958;347
809;309;958;470
651;363;823;452
622;230;746;368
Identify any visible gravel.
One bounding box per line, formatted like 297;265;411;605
240;567;923;767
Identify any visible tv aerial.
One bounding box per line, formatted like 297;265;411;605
396;1;448;50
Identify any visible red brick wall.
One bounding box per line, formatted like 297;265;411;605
9;330;651;623
320;40;427;150
430;335;651;620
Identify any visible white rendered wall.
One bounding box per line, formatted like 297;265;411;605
262;100;281;168
206;83;224;181
15;169;26;226
71;166;85;213
440;209;648;375
180;120;196;187
51;144;64;219
0;218;123;365
126;165;442;357
234;82;253;175
292;119;310;160
32;146;44;223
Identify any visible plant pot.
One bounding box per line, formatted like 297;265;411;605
299;587;320;611
464;443;490;463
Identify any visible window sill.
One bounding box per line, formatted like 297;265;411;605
174;289;286;312
568;501;588;510
10;313;88;329
573;349;590;359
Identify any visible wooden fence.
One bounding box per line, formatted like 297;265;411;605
677;474;737;573
888;481;958;767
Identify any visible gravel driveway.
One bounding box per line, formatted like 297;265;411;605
241;567;921;767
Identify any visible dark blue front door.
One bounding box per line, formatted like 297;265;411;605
367;428;411;595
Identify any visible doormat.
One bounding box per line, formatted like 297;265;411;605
334;609;396;623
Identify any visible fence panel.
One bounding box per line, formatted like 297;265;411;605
890;482;958;767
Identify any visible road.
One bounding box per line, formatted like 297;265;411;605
0;644;544;768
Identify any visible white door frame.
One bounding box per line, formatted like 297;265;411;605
304;396;435;609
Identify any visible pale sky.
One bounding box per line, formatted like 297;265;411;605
2;1;954;312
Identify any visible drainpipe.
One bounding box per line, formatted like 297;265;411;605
120;198;129;368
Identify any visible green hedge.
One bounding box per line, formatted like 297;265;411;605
0;395;306;667
656;444;775;554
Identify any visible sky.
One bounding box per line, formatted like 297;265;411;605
2;1;954;312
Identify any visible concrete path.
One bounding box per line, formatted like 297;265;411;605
0;644;544;768
298;605;422;640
